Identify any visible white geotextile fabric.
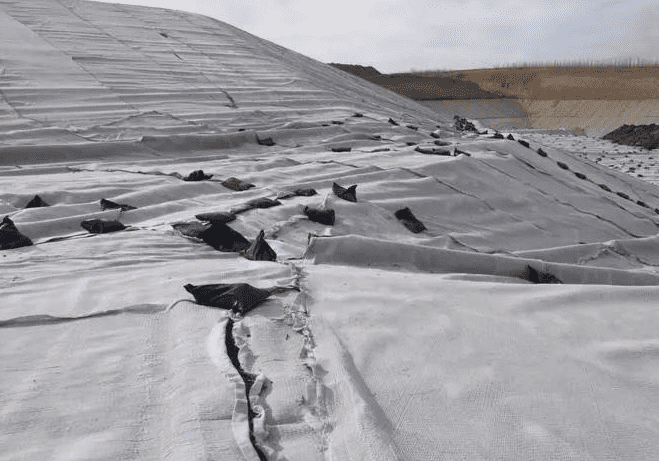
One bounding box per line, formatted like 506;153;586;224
1;303;242;461
3;1;659;460
305;265;659;461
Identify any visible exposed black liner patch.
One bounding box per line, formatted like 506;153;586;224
507;134;515;140
388;118;399;126
277;188;318;200
331;147;351;152
430;131;441;139
575;172;587;180
202;224;251;252
599;183;612;192
557;161;569;170
256;136;275;146
81;219;126;234
352;112;363;117
222;177;255;191
518;140;530;148
637;200;649;208
173;221;250;252
536;148;548;157
0;216;33;250
395;207;426;233
224;319;268;461
331;120;344;125
294;188;317;196
100;198;136;211
616;191;631;200
184;283;271;314
406;142;417;146
415;146;451;156
173;221;208;239
518;265;562;284
491;132;505;139
332;182;358;202
303;206;335;225
406;125;418;131
25;195;49;208
434;140;450;146
246;197;281;209
183;170;213;181
242;229;277;262
453;148;471;157
195;212;236;224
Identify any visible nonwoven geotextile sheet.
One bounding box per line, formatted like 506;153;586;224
0;303;243;461
304;264;659;461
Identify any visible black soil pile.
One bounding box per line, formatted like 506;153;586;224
603;124;659;150
453;115;478;132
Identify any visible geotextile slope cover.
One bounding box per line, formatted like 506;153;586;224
3;1;659;460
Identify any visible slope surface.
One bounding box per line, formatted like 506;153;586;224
2;1;659;460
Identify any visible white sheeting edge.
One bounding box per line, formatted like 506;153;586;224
305;234;659;286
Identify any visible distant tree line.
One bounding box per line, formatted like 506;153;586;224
493;58;659;69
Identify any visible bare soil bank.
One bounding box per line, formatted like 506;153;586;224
415;65;659;100
330;64;659;100
329;63;510;100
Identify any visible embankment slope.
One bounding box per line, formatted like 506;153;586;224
3;2;659;461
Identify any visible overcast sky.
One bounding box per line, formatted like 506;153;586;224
93;0;658;73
